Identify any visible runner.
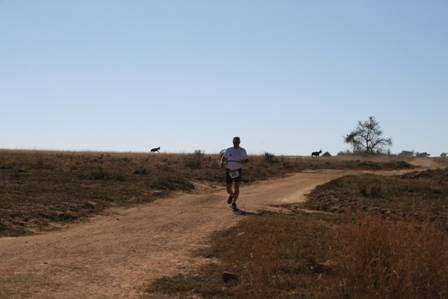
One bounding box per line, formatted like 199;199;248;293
220;137;249;211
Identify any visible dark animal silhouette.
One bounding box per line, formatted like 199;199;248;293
311;150;322;157
150;147;161;153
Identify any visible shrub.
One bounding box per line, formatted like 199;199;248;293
82;167;128;181
185;159;202;169
183;150;206;169
360;183;385;198
441;153;447;158
193;150;205;158
264;152;277;163
134;168;151;175
33;158;53;170
357;161;381;170
150;173;194;191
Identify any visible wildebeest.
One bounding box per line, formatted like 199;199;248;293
150;147;161;153
311;150;322;157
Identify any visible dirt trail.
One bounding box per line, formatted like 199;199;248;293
0;166;429;298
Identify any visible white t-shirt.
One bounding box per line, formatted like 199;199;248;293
224;147;248;170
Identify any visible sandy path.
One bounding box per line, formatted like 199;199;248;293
0;168;422;298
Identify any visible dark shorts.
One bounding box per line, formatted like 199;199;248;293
226;169;242;184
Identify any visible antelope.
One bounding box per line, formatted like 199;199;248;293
311;150;322;157
150;147;161;153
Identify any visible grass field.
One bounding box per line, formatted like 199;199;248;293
303;168;448;230
146;167;448;299
0;150;413;237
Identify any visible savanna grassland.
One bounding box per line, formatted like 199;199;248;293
147;163;448;299
0;150;413;237
303;168;448;230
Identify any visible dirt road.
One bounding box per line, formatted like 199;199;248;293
0;168;422;298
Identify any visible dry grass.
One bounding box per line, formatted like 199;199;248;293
146;167;448;298
147;213;448;299
0;289;9;299
0;150;412;237
303;168;448;230
334;215;448;299
147;213;338;298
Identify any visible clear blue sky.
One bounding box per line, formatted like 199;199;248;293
1;1;447;155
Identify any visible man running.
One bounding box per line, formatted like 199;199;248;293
220;137;249;211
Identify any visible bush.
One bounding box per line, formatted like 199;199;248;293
441;153;447;158
264;152;277;163
134;168;151;175
150;173;194;191
82;167;128;181
181;150;206;169
360;183;385;198
185;159;202;169
193;150;205;158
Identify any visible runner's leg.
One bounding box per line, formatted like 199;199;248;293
226;171;235;204
232;182;240;203
226;183;234;196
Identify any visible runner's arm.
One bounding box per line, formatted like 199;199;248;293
242;150;249;164
220;154;227;167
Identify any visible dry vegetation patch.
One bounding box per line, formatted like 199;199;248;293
0;150;412;237
146;213;448;299
147;213;338;298
0;289;9;299
334;215;448;298
146;167;448;298
303;168;448;230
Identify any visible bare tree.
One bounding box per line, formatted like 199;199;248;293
345;116;392;154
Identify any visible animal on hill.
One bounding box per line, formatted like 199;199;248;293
150;147;161;153
311;150;322;157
